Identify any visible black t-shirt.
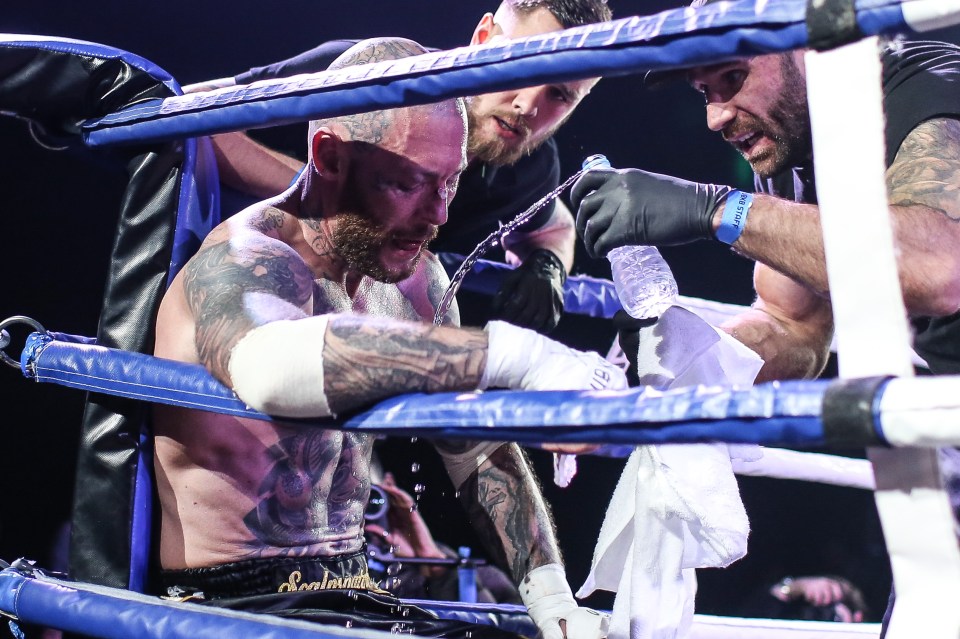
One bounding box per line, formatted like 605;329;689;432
756;41;960;374
236;40;561;262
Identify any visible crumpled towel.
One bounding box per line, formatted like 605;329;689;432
576;305;765;639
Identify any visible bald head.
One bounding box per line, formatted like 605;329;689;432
307;38;466;156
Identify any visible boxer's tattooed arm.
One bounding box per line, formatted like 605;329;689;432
322;316;486;413
887;118;960;220
183;235;314;382
455;444;562;584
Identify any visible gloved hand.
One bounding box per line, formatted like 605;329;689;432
571;167;733;258
612;309;657;387
520;564;609;639
491;249;566;333
480;320;627;392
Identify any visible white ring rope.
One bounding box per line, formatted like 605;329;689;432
732;449;875;491
688;615;881;638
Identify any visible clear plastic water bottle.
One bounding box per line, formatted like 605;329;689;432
582;154;679;319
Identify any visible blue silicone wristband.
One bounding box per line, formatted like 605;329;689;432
716;190;753;245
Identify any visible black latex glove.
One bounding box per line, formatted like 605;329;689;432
571;168;733;258
612;309;657;387
490;249;566;333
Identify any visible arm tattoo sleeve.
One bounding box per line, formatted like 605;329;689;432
322;316;486;413
454;443;562;583
182;233;315;381
887;117;960;221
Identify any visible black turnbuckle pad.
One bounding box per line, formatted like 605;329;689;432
0;316;47;370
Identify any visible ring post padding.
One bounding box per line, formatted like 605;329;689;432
821;376;891;447
76;0;929;148
807;36;960;637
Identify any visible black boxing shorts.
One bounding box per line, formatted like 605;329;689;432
160;550;524;639
160;548;381;599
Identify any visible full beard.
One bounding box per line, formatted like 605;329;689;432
332;212;435;284
741;55;813;178
465;101;546;167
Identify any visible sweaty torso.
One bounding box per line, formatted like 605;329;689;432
153;205;444;570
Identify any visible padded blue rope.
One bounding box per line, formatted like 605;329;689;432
78;0;907;147
0;568;394;639
21;332;831;447
436;253;622;319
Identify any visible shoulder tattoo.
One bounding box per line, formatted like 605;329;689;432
887;117;960;221
183;238;314;379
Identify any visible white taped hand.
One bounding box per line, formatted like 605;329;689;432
481;321;627;392
521;564;609;639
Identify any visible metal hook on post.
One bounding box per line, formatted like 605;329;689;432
0;316;47;370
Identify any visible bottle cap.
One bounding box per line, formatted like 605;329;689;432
582;154;611;171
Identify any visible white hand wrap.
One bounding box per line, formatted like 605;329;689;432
520;564;609;639
228;316;333;418
481;321;627;392
438;441;507;489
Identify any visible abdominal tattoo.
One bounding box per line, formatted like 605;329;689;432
243;430;371;553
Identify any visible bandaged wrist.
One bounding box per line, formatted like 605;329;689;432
480;321;547;390
716;190;754;245
520;564;576;620
228;316;333;418
438;441;507;489
521;564;608;639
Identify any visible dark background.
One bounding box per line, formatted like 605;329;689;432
3;0;958;622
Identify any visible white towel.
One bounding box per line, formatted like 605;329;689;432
577;305;764;639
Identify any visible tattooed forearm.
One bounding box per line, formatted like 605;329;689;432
183;238;314;381
887;118;960;220
458;445;561;583
322;315;486;413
